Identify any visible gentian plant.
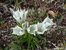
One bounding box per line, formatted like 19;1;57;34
7;7;55;50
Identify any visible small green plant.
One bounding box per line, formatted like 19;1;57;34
5;30;43;50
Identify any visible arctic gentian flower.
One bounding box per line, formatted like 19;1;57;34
10;8;28;23
11;25;24;36
36;23;48;34
42;16;54;30
27;24;37;35
36;16;54;34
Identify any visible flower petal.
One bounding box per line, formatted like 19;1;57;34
12;25;24;36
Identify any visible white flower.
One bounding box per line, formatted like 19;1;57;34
27;24;37;35
42;16;54;30
11;25;24;36
36;16;54;34
36;23;48;34
10;8;28;23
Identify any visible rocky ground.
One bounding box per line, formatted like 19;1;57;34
0;0;66;50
